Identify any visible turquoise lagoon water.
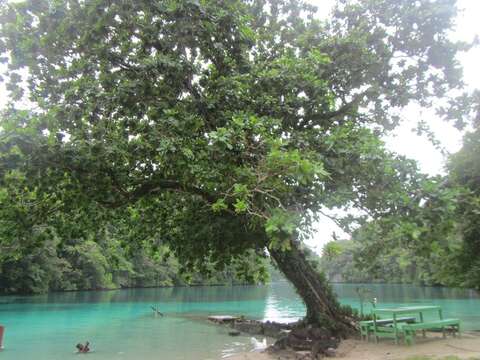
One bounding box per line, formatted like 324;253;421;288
0;282;479;360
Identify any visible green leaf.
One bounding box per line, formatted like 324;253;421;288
212;199;228;212
233;199;248;213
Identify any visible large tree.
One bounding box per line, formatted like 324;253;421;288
0;0;476;333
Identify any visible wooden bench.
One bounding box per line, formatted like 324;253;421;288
359;317;416;341
401;318;461;345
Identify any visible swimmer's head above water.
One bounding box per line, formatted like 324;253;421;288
76;341;90;353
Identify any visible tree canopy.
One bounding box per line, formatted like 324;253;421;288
0;0;477;331
320;127;480;290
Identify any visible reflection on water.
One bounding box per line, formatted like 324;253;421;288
0;283;479;360
1;284;271;305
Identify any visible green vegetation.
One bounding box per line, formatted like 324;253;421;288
0;0;477;333
320;128;480;289
0;235;269;294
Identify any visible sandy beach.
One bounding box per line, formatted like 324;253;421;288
228;331;480;360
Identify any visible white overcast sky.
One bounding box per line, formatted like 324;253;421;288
0;0;478;254
307;0;480;254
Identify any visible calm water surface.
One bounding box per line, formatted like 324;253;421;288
0;282;479;360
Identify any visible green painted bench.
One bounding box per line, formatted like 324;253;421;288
401;318;461;345
359;317;416;341
372;305;444;344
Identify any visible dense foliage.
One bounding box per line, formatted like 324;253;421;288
0;0;477;330
0;242;269;294
0;216;269;294
321;128;480;289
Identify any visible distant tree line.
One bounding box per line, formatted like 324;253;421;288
0;241;269;295
0;216;269;294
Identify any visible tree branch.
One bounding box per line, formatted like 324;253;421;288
300;90;370;129
129;178;216;203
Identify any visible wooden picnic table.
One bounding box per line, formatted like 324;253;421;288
372;305;442;344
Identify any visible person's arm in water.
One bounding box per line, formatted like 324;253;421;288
151;306;164;316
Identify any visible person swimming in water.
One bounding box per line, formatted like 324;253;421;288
76;341;90;353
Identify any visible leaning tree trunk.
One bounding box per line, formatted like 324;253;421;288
269;239;355;336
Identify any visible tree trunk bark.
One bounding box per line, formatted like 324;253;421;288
269;239;355;335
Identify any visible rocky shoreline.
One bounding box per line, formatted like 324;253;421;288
208;316;341;359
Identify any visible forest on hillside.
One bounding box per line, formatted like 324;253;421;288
0;214;269;294
0;242;269;294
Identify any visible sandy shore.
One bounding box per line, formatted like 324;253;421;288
228;331;480;360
